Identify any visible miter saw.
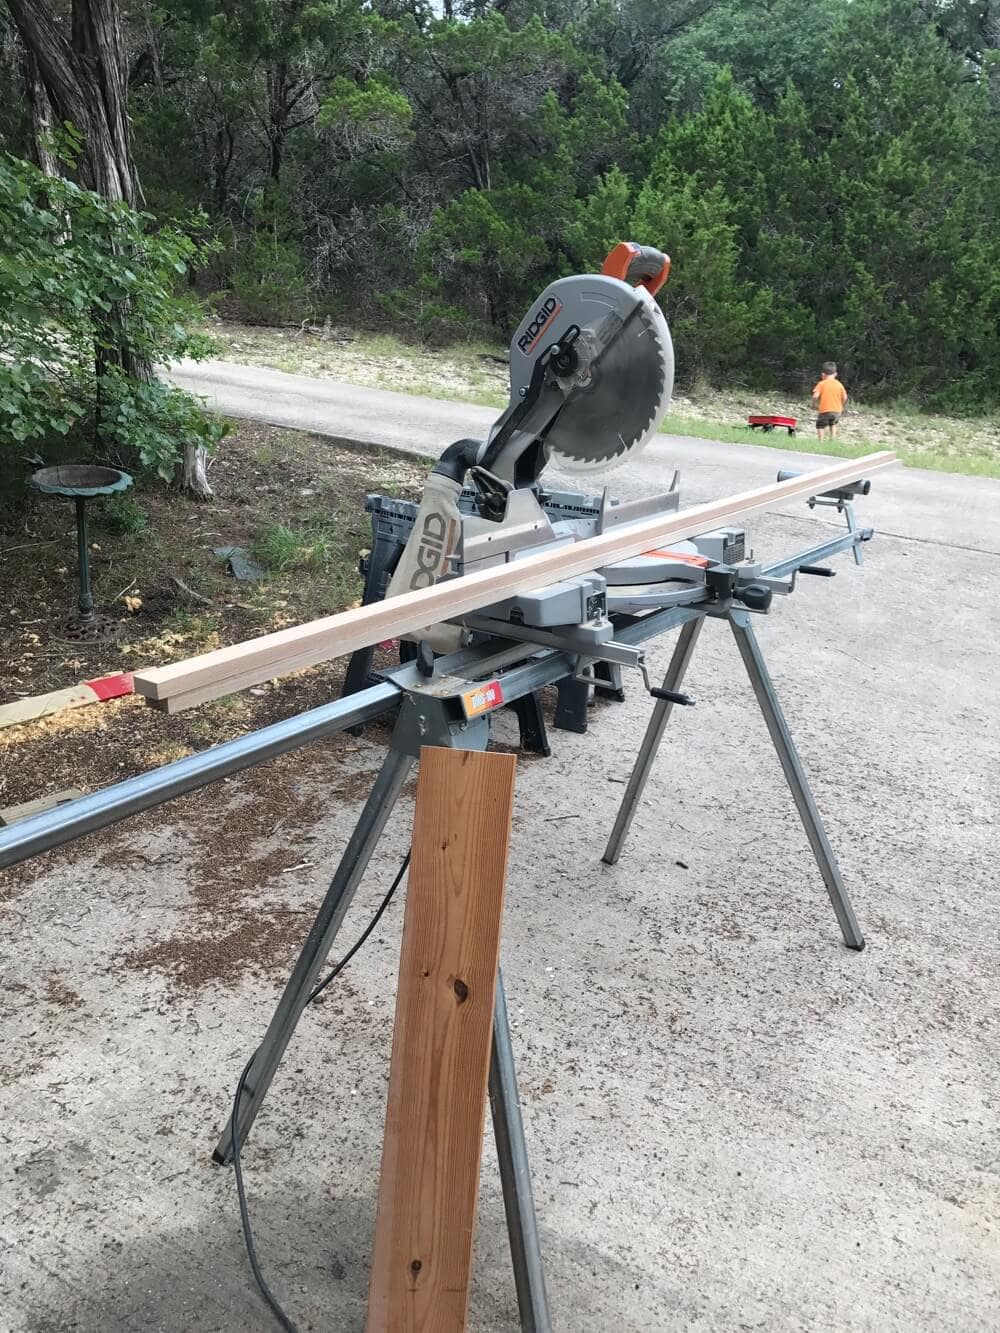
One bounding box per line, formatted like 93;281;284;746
384;242;684;649
362;241;771;675
0;243;884;1333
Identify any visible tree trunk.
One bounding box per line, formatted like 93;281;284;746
268;127;284;183
266;62;288;182
181;441;213;500
7;0;137;203
986;10;1000;108
6;0;213;497
22;48;59;176
212;121;234;214
9;0;140;386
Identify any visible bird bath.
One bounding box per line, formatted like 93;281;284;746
29;465;133;640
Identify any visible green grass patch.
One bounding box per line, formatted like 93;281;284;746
660;412;1000;478
379;377;505;409
895;451;1000;478
252;520;362;615
163;607;220;648
660;414;779;447
662;413;877;455
252;440;278;467
254;522;335;572
100;492;149;536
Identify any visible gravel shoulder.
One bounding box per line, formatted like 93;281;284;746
208;320;1000;476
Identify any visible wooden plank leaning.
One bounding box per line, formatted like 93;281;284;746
134;451;896;712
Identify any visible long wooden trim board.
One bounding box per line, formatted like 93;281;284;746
366;746;518;1332
135;451;895;711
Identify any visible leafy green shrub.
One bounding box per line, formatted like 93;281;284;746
227;185;311;324
229;231;312;324
422;186;552;334
0;151;222;483
101;371;232;482
101;492;149;535
317;76;413;152
378;276;479;343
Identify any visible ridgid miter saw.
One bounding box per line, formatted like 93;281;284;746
378;241;764;671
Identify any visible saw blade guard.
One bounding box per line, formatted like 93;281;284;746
503;271;674;477
548;291;673;476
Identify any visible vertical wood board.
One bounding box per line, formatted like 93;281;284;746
366;746;518;1333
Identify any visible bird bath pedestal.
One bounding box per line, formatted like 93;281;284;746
29;465;133;640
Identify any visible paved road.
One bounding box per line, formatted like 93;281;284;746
171;357;498;458
171;356;1000;553
4;363;999;1332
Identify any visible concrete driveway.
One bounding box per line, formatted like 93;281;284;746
170;357;499;458
3;370;999;1331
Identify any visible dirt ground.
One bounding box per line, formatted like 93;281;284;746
0;425;425;812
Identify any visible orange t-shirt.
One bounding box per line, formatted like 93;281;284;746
813;377;847;414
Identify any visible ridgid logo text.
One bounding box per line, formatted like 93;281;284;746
408;512;456;589
517;298;561;355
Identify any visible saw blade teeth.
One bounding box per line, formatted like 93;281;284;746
545;300;673;475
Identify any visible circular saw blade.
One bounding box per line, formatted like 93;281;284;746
545;297;674;475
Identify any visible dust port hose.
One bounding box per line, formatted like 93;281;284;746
433;438;484;484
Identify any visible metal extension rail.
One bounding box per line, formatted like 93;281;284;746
0;521;870;874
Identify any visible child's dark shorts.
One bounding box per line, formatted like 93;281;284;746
816;412;841;428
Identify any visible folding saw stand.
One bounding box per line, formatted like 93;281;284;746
210;477;874;1331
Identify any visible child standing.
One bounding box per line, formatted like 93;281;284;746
812;362;848;441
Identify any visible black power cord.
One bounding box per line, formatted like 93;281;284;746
228;850;412;1331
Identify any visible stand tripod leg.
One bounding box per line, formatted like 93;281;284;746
602;616;704;865
489;970;552;1333
728;610;865;950
213;748;415;1163
844;501;864;566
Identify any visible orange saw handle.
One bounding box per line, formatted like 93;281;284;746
602;241;671;296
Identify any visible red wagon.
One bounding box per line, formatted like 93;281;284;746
747;414;797;435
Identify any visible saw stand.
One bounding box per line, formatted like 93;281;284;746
211;567;869;1329
214;694;555;1329
602;605;865;952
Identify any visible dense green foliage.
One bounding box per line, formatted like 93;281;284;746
0;152;228;477
3;0;999;406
